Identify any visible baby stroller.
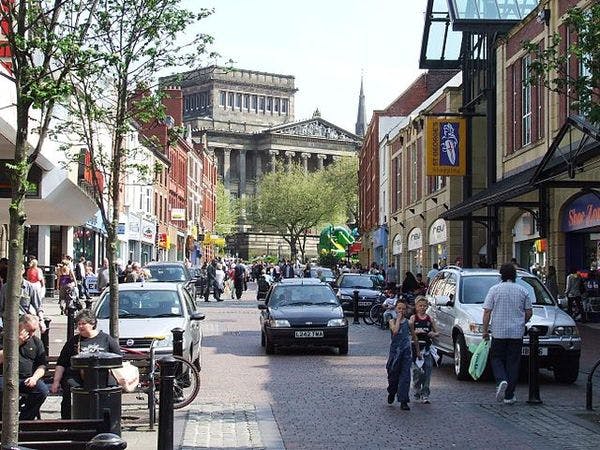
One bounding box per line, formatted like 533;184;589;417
256;275;271;301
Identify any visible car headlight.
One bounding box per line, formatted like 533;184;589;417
469;323;484;334
269;319;291;328
553;326;578;336
327;318;348;327
155;335;174;348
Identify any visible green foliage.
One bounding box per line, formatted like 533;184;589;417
214;181;239;236
318;252;340;268
321;156;359;225
524;4;600;122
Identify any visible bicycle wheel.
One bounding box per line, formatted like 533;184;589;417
156;356;200;409
362;306;375;325
369;304;383;325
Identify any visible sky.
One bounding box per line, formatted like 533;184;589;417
180;0;427;133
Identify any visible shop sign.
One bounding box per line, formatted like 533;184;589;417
117;223;126;235
429;219;447;245
349;242;362;254
171;208;185;221
425;117;466;177
392;234;403;255
128;220;140;240
141;219;155;244
407;227;423;251
561;193;600;232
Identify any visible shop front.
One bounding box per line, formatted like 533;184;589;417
373;225;388;269
73;211;106;268
428;218;447;268
513;212;542;271
140;219;156;265
562;193;600;272
407;227;423;275
391;233;403;275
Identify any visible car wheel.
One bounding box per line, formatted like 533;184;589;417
338;341;348;355
453;334;471;380
265;333;275;355
554;356;579;384
261;331;265;347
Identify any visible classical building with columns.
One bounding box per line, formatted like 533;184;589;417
161;66;361;259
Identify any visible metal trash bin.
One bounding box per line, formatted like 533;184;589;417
40;265;56;298
71;351;123;436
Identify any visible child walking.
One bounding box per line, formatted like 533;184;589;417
386;301;420;410
410;296;439;404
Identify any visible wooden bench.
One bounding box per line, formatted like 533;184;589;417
0;410;111;450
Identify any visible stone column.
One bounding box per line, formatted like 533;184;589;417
317;154;326;170
223;148;231;190
285;151;294;170
37;225;51;266
301;152;310;173
239;149;247;197
255;152;262;179
269;150;279;171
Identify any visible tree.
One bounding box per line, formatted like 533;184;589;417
55;0;213;337
524;3;599;122
214;181;239;236
251;163;336;261
321;156;359;225
0;0;97;445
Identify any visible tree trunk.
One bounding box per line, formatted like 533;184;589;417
105;226;119;338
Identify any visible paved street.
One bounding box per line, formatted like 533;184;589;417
41;284;600;449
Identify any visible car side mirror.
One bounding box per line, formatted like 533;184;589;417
258;303;267;310
190;312;205;321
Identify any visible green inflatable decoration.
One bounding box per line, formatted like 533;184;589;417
318;224;355;258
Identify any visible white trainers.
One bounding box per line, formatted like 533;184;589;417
503;396;516;405
421;396;430;404
495;381;508;402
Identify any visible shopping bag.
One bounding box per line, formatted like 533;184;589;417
468;339;490;380
111;361;140;392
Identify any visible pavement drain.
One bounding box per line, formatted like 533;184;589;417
480;403;600;448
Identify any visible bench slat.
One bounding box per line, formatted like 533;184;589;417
18;442;87;450
19;430;98;441
0;418;107;432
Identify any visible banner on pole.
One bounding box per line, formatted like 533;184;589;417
426;117;466;176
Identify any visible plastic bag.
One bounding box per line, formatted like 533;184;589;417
111;361;140;393
468;339;490;380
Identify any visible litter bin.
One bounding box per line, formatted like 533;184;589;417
40;265;56;298
71;351;123;436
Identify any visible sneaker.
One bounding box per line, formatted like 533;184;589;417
421;396;430;404
495;381;508;402
387;393;395;405
400;402;410;411
503;396;516;405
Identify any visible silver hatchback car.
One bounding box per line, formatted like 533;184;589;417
426;267;581;383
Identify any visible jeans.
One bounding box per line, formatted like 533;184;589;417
490;338;522;400
0;376;49;420
412;353;433;398
386;345;412;403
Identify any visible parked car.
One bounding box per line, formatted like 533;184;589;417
333;273;385;313
258;278;348;355
144;261;197;299
309;267;336;285
94;282;205;370
425;267;582;383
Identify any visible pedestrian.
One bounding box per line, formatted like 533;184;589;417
51;309;120;419
564;267;585;321
415;273;427;295
401;271;418;295
281;260;294;279
214;263;225;302
26;258;46;300
0;267;46;333
380;289;398;329
410;296;438;404
234;260;245;300
482;263;532;404
426;263;439;286
385;262;398;290
96;258;110;292
0;314;49;420
56;260;77;314
74;256;87;299
544;265;559;300
385;301;419;410
0;257;8;285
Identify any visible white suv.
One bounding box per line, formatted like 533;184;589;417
426;267;581;383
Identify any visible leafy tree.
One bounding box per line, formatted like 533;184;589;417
524;4;599;122
214;181;239;236
0;0;97;445
55;0;214;337
321;156;359;225
251;163;336;261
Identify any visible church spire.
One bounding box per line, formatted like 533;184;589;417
355;74;366;137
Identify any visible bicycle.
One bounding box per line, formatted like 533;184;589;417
368;302;387;328
121;336;200;426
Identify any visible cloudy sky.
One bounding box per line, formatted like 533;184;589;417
181;0;426;133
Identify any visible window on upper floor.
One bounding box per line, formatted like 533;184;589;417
235;93;242;109
259;96;265;112
281;98;288;114
274;98;280;113
428;175;446;194
243;94;249;110
266;97;272;112
251;95;258;111
521;55;532;147
219;91;226;107
228;92;234;108
410;143;418;203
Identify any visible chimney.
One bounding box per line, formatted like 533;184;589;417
163;86;183;127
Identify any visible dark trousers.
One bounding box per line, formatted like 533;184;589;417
386;346;412;403
490;338;522;400
60;376;83;419
568;296;584;320
0;376;49;420
234;281;244;300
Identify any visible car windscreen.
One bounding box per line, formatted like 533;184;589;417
310;268;334;278
269;285;338;307
339;275;379;289
97;290;184;318
460;276;555;305
146;266;188;282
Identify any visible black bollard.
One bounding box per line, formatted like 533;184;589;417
41;317;52;356
586;358;600;410
526;327;543;404
86;433;127;450
157;356;176;450
171;328;184;358
353;290;360;325
67;304;77;340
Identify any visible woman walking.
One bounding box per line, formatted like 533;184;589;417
26;259;46;300
57;261;77;314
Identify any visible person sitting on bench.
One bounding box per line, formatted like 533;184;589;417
0;314;48;420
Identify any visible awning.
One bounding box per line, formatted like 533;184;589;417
440;166;537;220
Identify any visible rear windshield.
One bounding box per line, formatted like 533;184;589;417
97;290;183;318
310;268;334;278
460;276;555;305
146;266;188;282
339;275;382;289
269;285;338;307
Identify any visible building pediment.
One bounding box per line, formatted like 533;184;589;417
267;118;361;143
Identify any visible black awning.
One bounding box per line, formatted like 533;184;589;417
441;166;537;220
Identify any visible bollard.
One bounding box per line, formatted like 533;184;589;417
86;433;127;450
67;304;77;340
85;299;93;309
586;358;600;410
353;290;360;325
41;318;52;356
526;327;543;404
157;356;176;450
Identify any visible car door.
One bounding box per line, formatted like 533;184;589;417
427;273;449;351
182;288;201;358
435;273;458;351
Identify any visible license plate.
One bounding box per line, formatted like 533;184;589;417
358;301;371;306
295;330;324;338
522;346;548;356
